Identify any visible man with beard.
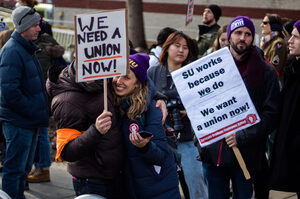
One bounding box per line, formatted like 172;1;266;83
199;16;280;199
197;4;221;56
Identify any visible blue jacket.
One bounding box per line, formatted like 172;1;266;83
121;78;180;199
0;31;49;128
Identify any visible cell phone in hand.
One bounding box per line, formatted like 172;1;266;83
139;130;153;138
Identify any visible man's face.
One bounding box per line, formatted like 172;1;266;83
21;21;41;41
202;8;215;26
288;28;300;59
229;26;253;55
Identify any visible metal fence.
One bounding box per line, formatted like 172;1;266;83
52;28;75;62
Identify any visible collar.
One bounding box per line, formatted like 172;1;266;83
11;31;39;54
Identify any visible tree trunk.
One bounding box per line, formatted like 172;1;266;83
127;0;147;49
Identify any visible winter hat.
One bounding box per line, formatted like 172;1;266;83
227;16;255;41
12;6;41;33
207;4;222;22
129;53;150;85
294;20;300;35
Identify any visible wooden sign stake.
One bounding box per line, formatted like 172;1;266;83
104;79;108;111
232;146;251;180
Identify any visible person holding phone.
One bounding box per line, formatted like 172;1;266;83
100;53;181;199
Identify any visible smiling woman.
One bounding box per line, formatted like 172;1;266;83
111;53;181;199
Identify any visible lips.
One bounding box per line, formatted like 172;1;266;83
115;85;125;92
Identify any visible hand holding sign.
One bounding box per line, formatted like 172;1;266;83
225;132;237;147
95;110;112;135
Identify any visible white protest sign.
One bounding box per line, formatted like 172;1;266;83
75;9;128;82
171;47;261;147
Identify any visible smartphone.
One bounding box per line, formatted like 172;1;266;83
139;130;153;138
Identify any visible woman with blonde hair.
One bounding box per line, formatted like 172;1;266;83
110;53;181;199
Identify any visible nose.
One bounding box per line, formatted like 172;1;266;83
288;35;294;44
240;33;246;41
116;76;123;84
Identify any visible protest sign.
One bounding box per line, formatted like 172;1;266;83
185;0;194;26
75;9;128;82
171;47;261;147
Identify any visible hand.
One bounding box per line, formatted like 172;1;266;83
282;28;291;42
129;131;152;148
225;133;237;147
95;110;112;135
156;100;168;124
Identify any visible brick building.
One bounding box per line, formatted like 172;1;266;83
53;0;300;43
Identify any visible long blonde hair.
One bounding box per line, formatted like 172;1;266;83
114;80;149;121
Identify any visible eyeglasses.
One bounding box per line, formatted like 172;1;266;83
262;21;269;25
18;8;36;25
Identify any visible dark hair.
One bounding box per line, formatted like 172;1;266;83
148;27;177;53
159;31;193;66
283;19;297;35
188;38;199;63
156;27;177;46
213;24;228;52
266;13;284;37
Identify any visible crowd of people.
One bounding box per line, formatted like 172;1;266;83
0;1;299;199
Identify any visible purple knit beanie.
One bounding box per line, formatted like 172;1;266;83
294;20;300;34
227;16;255;41
129;53;150;85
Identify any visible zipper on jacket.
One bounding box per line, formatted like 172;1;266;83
216;140;223;166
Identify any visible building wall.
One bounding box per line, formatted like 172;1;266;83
53;0;300;43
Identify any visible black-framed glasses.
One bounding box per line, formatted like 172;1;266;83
18;8;36;25
262;21;269;25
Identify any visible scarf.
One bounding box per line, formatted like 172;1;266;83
234;47;265;89
260;31;279;49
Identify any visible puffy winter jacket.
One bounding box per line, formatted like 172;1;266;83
46;62;123;179
0;31;49;128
